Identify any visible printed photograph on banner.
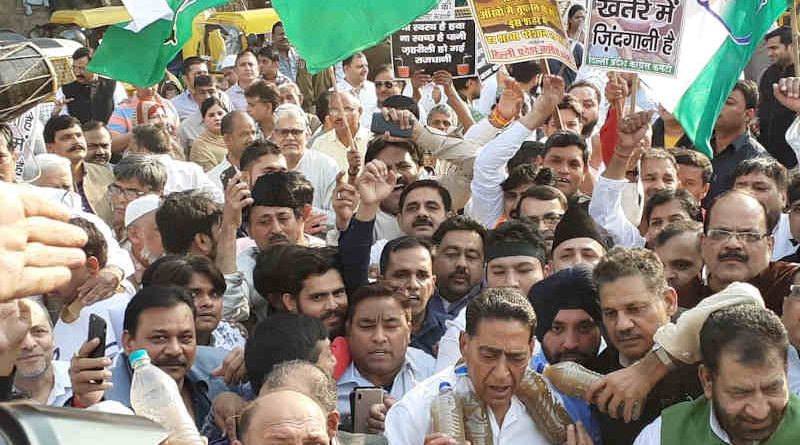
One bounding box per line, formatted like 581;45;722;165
420;0;457;20
585;0;685;76
390;19;478;79
467;0;577;69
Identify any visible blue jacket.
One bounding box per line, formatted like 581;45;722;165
105;346;229;430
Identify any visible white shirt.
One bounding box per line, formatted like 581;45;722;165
295;148;341;224
337;347;434;419
226;83;248;111
435;308;466;371
772;213;795;261
588;175;647;248
47;360;73;407
53;292;130;361
375;210;405;241
151;154;225;203
310;127;370;172
469;121;532;228
385;365;553;445
336;79;378;129
789;345;800;396
633;403;732;445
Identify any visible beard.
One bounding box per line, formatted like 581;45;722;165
712;388;786;443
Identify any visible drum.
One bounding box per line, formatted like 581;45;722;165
0;42;57;122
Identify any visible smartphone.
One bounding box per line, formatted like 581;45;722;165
87;314;107;359
350;387;384;433
371;112;413;138
87;314;107;384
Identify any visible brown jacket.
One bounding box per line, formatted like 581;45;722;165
83;163;114;226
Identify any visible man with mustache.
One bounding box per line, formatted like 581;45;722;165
396;180;453;240
255;246;348;339
83;121;113;166
310;90;370;173
337;283;435;430
68;285;228;430
634;304;800;444
237;171;325;321
428;215;486;324
44;115;114;225
590;247;703;445
695;190;800;315
54;47;128;125
530;265;604;445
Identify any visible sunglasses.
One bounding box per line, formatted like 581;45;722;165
375;80;404;89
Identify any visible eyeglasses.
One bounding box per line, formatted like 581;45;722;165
109;183;150;200
375;80;402;89
274;128;305;137
706;229;768;243
527;212;564;227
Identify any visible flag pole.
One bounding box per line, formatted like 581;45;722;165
328;66;360;184
792;1;800;71
542;60;565;129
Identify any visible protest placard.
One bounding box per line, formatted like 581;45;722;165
585;0;685;76
420;0;456;20
467;0;576;70
390;19;477;78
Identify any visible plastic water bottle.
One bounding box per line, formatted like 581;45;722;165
430;382;466;444
128;349;203;445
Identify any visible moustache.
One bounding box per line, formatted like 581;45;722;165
268;233;290;244
412;217;434;228
153;358;188;368
449;267;470;281
719;250;748;263
321;306;346;322
70;143;86;151
615;329;641;342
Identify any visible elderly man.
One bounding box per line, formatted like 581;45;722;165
634;303;800;444
234;389;332;445
31;153;73;191
110;155;166;240
44;115;114;224
310;91;370;173
124;195;164;288
271;103;340;223
13;299;72;406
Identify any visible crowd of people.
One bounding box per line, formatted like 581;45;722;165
3;11;800;445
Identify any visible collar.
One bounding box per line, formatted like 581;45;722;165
339;349;419;386
709;401;733;444
49;360;72;400
430;284;483;316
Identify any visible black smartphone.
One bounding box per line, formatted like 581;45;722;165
370;112;413;138
87;314;106;359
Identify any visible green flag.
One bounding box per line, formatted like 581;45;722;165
88;0;228;86
272;0;440;74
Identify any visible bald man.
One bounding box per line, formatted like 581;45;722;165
13;299;73;406
234;389;332;445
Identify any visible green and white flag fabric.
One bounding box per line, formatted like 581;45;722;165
88;0;228;87
640;0;790;159
271;0;440;74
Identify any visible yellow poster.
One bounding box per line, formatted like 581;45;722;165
468;0;577;69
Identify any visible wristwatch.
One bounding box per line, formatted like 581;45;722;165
652;343;677;371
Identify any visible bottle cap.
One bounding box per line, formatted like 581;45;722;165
438;382;452;391
128;349;149;366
